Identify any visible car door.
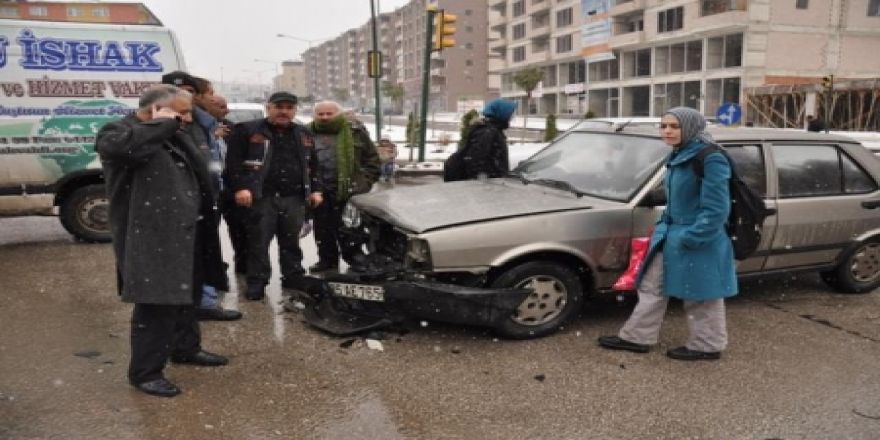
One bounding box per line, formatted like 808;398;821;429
719;143;775;273
763;143;880;270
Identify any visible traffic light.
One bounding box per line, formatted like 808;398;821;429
432;9;457;51
822;74;834;90
367;50;383;79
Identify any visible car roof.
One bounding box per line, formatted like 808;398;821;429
574;125;865;144
228;103;265;110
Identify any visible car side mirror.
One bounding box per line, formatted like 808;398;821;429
640;186;667;207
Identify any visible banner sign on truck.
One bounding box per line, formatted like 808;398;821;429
0;20;185;241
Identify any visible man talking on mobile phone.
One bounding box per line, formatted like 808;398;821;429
225;91;323;300
96;85;230;398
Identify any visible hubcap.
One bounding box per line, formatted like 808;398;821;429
78;197;109;234
512;275;567;326
850;243;880;283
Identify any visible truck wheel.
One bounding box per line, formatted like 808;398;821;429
820;238;880;294
59;184;111;243
490;261;583;339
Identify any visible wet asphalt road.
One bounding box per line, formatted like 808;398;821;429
1;177;880;439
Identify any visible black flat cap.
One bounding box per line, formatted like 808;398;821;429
161;71;198;89
268;91;298;104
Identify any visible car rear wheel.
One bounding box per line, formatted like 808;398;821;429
820;238;880;294
490;261;583;339
59;184;111;243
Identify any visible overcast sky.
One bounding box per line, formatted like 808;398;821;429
137;0;412;84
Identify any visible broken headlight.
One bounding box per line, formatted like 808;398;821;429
342;202;361;228
406;237;432;264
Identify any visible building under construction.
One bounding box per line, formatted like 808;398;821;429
745;79;880;131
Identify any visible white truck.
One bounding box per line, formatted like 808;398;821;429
0;19;186;241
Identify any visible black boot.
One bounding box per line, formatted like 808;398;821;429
245;284;265;301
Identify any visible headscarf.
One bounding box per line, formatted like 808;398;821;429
482;99;518;130
309;114;356;201
663;106;713;148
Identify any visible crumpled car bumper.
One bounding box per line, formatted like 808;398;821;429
293;274;532;336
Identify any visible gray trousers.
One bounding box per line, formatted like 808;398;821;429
618;252;728;352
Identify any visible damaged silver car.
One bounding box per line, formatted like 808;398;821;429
309;126;880;339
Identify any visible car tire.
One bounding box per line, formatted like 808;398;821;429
490;261;583;339
59;184;111;243
820;238;880;294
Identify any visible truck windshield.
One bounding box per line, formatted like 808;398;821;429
513;132;669;202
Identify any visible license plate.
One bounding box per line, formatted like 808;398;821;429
328;282;385;302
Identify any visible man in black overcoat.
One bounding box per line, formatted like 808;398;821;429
96;85;230;398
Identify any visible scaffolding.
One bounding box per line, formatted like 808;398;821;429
744;78;880;131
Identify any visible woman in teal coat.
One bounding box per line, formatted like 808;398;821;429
598;107;736;361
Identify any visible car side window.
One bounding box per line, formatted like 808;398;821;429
722;144;766;197
841;151;878;194
773;144;845;198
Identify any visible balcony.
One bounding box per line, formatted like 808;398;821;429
700;0;747;16
608;30;644;49
609;0;645;16
488;0;507;10
489;38;508;53
528;0;550;15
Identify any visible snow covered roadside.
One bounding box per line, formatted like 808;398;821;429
299;115;550;170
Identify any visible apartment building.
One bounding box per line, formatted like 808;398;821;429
303;0;488;113
0;0;161;25
491;0;880;119
272;60;308;98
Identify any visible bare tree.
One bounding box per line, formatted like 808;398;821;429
512;67;544;141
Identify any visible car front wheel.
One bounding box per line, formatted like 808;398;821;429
821;238;880;294
59;184;111;243
490;261;583;339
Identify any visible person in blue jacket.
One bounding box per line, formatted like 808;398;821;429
598;106;736;361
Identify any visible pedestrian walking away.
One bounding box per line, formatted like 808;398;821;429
455;99;516;181
307;101;380;274
598;106;737;361
96;85;230;398
225;91;324;301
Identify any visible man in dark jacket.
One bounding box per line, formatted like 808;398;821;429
461;99;517;179
307;101;381;273
96;85;229;398
225;92;323;300
161;71;241;321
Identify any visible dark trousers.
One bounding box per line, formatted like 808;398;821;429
128;221;206;385
245;195;305;286
220;194;249;272
128;303;201;384
313;193;360;265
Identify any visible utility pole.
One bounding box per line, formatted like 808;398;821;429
419;6;456;162
418;8;436;163
370;0;383;141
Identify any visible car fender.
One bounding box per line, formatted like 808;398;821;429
849;227;880;246
489;241;597;275
53;169;104;206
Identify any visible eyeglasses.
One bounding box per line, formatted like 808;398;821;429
659;123;681;129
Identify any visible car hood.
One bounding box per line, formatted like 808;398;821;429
352;179;605;233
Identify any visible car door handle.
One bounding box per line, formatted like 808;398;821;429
765;207;777;216
861;199;880;209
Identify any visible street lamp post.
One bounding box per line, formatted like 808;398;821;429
254;58;279;91
276;33;331;58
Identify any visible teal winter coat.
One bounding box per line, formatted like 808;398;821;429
640;138;738;301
